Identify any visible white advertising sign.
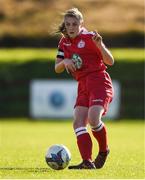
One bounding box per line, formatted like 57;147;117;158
30;80;121;119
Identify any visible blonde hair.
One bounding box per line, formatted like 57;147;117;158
57;8;83;36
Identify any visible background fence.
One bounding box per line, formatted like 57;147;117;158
0;60;143;118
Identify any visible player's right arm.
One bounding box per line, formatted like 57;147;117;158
55;58;76;74
55;48;76;74
55;58;65;73
55;38;76;73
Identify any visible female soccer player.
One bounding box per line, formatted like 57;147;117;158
55;8;114;169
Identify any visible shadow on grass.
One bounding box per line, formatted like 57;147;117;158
0;167;49;172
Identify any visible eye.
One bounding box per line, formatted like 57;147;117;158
72;23;78;26
65;23;70;27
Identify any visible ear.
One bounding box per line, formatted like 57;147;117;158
80;22;84;27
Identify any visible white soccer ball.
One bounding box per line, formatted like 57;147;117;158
45;144;71;170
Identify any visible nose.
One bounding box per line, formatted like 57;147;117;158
69;26;73;30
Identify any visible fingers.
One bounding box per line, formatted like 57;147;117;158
92;32;102;42
64;59;76;73
93;30;97;35
65;67;70;74
67;63;76;73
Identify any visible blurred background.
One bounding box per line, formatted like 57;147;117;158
0;0;144;119
0;1;144;178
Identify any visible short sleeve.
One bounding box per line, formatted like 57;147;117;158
88;33;103;59
56;38;64;59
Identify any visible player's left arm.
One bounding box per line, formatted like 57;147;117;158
92;32;114;66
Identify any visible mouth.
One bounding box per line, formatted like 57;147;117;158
69;32;74;34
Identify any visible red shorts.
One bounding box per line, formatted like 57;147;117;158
74;71;114;116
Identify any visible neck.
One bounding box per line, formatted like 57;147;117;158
69;27;84;39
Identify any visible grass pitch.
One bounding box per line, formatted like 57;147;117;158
0;119;144;179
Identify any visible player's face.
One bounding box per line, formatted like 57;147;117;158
64;17;82;38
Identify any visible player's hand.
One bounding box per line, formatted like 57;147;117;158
92;31;103;48
63;58;76;73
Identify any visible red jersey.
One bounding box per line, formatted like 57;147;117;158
56;28;107;81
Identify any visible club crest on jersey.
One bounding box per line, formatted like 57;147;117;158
77;40;85;48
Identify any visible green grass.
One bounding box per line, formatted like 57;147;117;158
0;48;144;62
0;119;144;179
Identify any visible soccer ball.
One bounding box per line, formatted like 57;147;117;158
45;144;71;170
